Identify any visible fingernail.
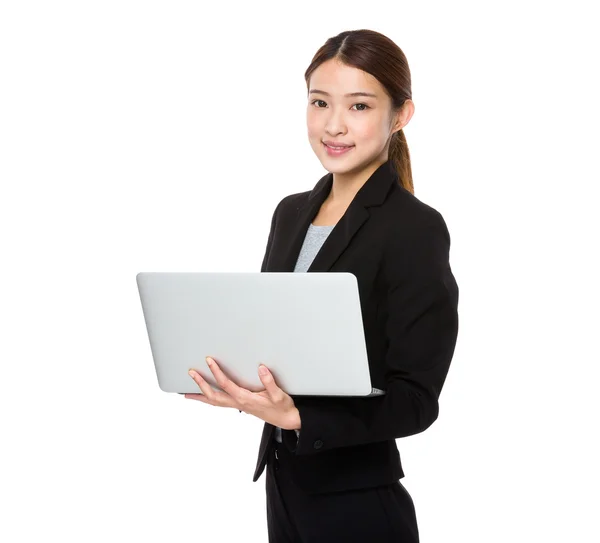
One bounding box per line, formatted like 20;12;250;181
259;365;268;375
188;370;196;378
206;357;213;366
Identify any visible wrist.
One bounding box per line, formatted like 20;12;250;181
291;407;301;431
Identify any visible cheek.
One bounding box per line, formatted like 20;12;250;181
306;113;320;139
352;118;388;143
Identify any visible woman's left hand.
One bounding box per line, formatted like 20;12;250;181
185;357;301;431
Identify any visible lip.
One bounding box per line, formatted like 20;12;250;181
323;141;355;157
323;140;353;148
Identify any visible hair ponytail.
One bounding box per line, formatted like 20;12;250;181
389;128;414;194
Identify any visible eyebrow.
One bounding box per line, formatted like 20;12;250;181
309;89;378;98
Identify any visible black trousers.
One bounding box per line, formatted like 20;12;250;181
266;438;420;542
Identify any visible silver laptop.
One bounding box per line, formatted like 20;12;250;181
136;272;385;397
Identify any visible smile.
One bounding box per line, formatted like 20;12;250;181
323;142;355;156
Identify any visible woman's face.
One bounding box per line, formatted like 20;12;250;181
306;58;404;176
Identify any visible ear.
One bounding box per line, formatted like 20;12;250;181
391;99;415;134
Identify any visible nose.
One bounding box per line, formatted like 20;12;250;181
324;106;347;136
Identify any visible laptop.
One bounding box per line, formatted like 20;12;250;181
136;272;385;397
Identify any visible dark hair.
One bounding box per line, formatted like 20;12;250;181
305;29;414;194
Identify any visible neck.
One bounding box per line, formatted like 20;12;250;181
329;157;388;205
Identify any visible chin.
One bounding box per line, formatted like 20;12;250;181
318;159;351;174
318;152;367;175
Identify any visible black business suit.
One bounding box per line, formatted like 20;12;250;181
255;159;459;541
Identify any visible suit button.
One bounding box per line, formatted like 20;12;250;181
313;439;323;450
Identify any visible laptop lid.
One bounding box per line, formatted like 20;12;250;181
136;272;381;397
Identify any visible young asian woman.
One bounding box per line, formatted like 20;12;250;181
185;29;459;543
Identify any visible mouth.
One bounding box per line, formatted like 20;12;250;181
322;142;355;156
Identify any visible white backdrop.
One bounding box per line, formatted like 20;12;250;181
1;1;598;541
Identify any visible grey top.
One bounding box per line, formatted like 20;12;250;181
274;222;336;443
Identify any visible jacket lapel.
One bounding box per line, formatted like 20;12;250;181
276;159;399;273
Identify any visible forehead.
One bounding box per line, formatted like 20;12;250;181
309;59;383;97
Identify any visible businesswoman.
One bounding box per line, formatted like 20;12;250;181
185;29;459;542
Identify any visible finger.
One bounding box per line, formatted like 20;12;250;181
258;365;285;402
186;392;238;410
184;393;210;402
188;369;231;407
187;370;213;399
205;357;244;398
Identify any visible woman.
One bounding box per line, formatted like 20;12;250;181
186;29;459;542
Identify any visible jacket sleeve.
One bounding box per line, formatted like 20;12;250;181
280;210;460;455
260;198;282;273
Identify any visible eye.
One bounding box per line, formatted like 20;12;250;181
310;100;370;111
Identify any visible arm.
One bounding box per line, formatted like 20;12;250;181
281;211;459;455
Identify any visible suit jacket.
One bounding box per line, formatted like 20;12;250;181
252;159;459;494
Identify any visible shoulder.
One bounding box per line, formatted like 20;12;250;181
380;185;453;282
278;191;311;212
270;190;312;223
387;183;447;229
273;170;331;217
382;183;451;245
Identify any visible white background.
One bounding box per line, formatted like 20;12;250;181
1;1;598;541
